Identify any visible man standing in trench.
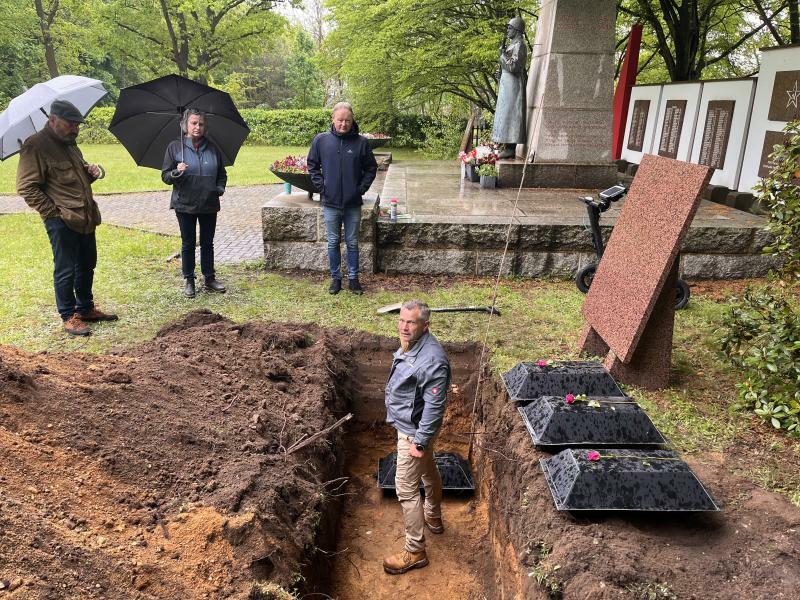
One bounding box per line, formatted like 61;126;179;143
383;299;451;574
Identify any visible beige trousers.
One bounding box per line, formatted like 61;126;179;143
395;430;443;552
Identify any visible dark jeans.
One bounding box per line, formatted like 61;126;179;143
44;217;96;321
323;205;361;280
175;212;217;280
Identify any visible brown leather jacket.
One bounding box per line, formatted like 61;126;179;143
16;127;101;234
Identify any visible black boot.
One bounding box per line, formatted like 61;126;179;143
183;278;196;298
348;278;364;295
204;277;226;293
329;278;342;295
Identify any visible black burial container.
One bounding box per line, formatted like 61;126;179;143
518;395;667;447
540;448;720;512
502;361;625;402
377;452;475;492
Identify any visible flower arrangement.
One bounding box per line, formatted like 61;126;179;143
270;155;308;174
459;148;477;165
477;163;497;177
536;359;554;367
474;144;498;166
564;393;638;408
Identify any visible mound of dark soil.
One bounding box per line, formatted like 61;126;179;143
0;310;349;599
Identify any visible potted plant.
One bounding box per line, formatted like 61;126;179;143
478;163;498;188
269;155;319;199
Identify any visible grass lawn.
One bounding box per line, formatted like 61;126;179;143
0;145;427;195
2;213;798;505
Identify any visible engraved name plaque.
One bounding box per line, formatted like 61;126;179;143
698;100;735;170
658;100;687;159
627;99;650;152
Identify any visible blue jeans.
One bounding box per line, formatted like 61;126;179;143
323;205;361;280
44;217;96;321
175;212;217;280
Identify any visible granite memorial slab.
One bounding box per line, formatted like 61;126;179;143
540;448;720;512
502;361;625;402
509;0;616;188
518;394;667;447
579;154;711;389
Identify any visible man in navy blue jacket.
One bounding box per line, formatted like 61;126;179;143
307;102;377;295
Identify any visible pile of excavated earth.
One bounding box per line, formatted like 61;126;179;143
1;310;799;599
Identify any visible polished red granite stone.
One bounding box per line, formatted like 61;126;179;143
579;155;711;389
581;155;711;364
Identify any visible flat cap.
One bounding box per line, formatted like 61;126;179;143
50;99;85;123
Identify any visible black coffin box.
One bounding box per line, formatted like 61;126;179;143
377;452;475;492
502;361;625;402
540;448;720;512
518;396;667;447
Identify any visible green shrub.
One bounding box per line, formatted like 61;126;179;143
753;120;800;280
420;115;468;159
357;111;436;148
81;107;118;144
78;106;449;148
243;108;329;145
719;285;800;437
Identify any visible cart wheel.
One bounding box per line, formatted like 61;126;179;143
675;279;690;310
576;264;597;294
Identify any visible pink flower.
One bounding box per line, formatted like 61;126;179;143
587;451;601;461
537;359;548;367
565;394;575;404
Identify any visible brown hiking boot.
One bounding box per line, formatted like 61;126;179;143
80;305;118;322
425;516;444;534
383;549;429;575
63;314;91;336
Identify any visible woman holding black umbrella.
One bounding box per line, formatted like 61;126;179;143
162;108;227;298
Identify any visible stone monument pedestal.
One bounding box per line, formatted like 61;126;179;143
512;0;617;189
497;159;617;189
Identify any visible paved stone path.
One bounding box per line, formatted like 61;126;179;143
0;184;282;263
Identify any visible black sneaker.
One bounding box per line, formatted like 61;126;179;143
329;278;342;295
348;278;364;295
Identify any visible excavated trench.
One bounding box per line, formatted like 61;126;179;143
2;313;799;599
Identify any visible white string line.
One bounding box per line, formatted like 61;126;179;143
467;94;544;457
468;156;528;424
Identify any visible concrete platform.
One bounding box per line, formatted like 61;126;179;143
262;160;778;279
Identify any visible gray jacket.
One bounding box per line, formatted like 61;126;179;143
385;331;451;446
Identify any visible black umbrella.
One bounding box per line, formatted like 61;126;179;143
108;74;249;169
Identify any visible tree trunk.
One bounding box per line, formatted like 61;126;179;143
33;0;60;78
790;0;800;44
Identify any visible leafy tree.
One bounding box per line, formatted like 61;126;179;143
322;0;537;114
104;0;289;83
281;29;324;108
619;0;795;81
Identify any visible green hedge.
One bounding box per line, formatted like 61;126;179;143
80;107;441;148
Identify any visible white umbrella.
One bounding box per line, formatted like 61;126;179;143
0;75;107;160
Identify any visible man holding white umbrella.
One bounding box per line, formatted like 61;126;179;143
16;99;118;336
